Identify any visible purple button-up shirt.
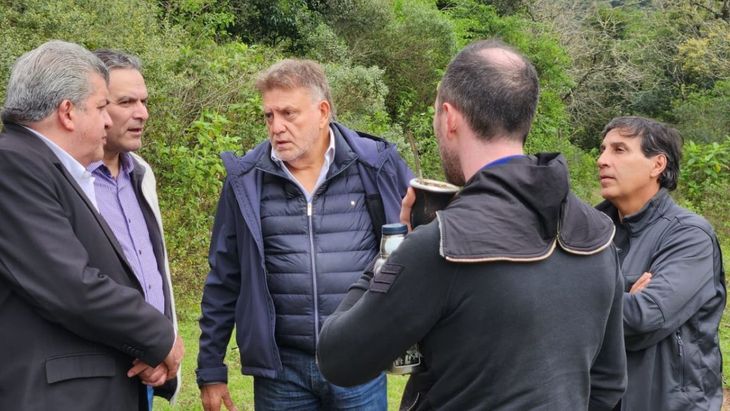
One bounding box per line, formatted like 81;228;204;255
88;154;165;314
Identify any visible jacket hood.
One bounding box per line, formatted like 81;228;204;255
438;153;614;262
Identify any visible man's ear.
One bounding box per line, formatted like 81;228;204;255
650;153;667;179
318;100;331;129
57;100;75;132
443;102;461;141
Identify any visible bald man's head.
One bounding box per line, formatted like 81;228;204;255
437;39;539;144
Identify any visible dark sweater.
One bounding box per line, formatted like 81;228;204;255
318;153;627;410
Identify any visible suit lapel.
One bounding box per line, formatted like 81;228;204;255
53;162;138;277
4;124;141;289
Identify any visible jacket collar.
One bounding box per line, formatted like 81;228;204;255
252;123;359;179
596;188;673;235
3;123;60;163
1;122;139;284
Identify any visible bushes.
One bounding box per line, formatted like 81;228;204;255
672;80;730;144
674;138;730;263
0;0;726;308
677;138;730;236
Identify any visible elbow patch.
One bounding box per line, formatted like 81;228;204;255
370;263;403;293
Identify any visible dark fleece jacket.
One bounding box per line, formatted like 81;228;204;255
317;153;627;411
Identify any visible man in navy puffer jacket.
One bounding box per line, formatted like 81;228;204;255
197;58;412;410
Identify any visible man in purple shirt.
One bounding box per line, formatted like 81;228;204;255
90;49;181;408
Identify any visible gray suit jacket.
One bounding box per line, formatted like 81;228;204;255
0;123;175;410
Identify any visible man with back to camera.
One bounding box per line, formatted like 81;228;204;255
596;116;725;410
0;40;182;410
196;58;413;410
316;39;628;410
91;49;181;408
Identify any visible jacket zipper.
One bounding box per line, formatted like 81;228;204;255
307;201;320;347
302;160;357;350
676;330;685;389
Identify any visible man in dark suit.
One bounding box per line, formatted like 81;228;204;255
0;40;183;410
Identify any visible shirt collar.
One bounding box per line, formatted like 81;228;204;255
24;126;92;183
480;154;527;171
24;126;98;210
88;152;134;177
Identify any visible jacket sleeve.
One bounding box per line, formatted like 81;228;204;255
622;222;718;351
197;179;242;385
380;145;415;223
317;224;450;386
0;149;174;365
588;247;627;410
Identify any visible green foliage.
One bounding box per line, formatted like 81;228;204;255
2;0;729;397
676;21;730;87
478;0;530;16
225;0;311;49
316;0;394;53
299;21;352;63
527;1;730;151
149;110;246;299
379;1;456;117
144;41;276;291
673;80;730;143
154;111;242;207
402;107;444;180
0;0;186;99
158;0;235;42
678;137;730;206
622;1;729;133
325;63;389;121
443;0;585;189
676;137;730;256
322;0;456;120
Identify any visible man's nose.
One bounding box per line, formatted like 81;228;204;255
104;109;112;129
269;115;285;134
135;102;149;122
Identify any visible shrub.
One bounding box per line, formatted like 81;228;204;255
678;137;730;207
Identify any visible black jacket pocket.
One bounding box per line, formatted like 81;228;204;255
45;353;116;384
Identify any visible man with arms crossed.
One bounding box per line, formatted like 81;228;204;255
317;39;627;410
0;40;182;410
91;49;181;408
197;59;412;410
596;116;725;410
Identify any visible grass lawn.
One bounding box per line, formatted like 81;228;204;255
160;305;730;410
155;305;408;410
159;245;730;410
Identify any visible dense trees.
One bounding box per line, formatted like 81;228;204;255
0;0;727;308
524;0;730;148
1;2;727;407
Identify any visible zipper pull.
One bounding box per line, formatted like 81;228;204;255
676;331;684;356
307;202;312;217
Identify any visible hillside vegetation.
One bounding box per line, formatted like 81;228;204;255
1;0;728;408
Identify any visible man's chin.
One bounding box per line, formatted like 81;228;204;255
273;150;299;163
122;139;143;153
599;189;616;202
